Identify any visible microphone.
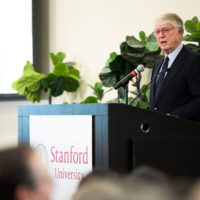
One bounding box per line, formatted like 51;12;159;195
129;68;171;106
113;64;145;89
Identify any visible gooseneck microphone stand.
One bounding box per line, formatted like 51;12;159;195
114;75;131;105
123;81;129;105
129;81;150;106
129;68;170;106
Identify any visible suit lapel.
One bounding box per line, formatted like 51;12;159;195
154;46;186;104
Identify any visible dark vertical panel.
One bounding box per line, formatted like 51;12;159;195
94;116;103;168
32;0;49;74
102;116;109;169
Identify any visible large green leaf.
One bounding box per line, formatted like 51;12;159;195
67;69;80;79
49;75;80;97
12;64;45;95
88;82;112;102
183;34;197;42
117;87;125;99
126;36;145;49
100;53;132;87
186;32;200;40
49;77;66;96
143;54;162;68
12;61;45;103
41;73;56;92
184;44;200;54
140;84;150;102
136;100;149;109
99;66;118;87
105;52;118;67
120;42;144;64
181;16;200;50
49;52;66;65
12;75;44;103
24;90;41;103
125;52;145;58
185;20;197;33
27;79;42;92
145;42;160;52
64;76;80;92
65;61;76;67
145;33;160;52
109;55;127;72
192;16;199;24
197;22;200;32
53;63;69;76
23;61;38;76
81;96;98;103
145;88;150;103
19;61;43;77
139;31;146;44
12;77;26;94
146;32;157;43
93;82;104;101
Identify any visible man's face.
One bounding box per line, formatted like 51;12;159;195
154;23;183;54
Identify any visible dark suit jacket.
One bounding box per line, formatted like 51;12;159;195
150;45;200;122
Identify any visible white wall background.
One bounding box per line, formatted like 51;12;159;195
0;0;200;149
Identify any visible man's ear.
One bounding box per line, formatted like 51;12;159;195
15;185;34;200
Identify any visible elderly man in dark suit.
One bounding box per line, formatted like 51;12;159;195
150;13;200;122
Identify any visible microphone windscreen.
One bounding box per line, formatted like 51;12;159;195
137;64;145;72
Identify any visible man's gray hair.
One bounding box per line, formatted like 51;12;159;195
155;13;184;31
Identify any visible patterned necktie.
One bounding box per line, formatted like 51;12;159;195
155;56;169;101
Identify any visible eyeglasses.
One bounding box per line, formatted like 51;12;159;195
154;27;175;37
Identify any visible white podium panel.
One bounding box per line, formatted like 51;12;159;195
30;115;93;200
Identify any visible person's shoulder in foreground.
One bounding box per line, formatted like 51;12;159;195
0;145;53;200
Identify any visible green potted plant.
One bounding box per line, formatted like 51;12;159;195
183;16;200;53
12;52;80;104
99;31;161;108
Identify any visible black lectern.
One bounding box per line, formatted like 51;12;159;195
18;103;200;177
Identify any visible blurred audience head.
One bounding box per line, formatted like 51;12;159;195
73;166;179;200
124;166;176;200
73;169;126;200
125;165;170;185
77;168;120;189
73;165;197;200
0;145;52;200
74;178;126;200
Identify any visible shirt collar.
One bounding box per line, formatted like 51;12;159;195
165;44;183;68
